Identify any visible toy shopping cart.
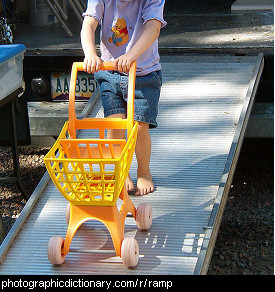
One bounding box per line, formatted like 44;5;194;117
44;61;152;268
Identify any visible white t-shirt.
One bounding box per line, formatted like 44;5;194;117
83;0;167;76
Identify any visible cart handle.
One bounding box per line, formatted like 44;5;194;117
68;61;137;139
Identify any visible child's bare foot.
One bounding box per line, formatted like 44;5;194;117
135;173;154;196
126;174;135;193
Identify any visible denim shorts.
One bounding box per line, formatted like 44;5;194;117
94;70;162;128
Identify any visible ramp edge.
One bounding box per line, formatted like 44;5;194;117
194;53;265;275
0;172;50;263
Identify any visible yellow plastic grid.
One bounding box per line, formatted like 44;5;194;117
44;121;138;206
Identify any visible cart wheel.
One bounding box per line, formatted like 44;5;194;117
66;203;70;225
48;236;66;265
136;203;152;230
121;238;139;268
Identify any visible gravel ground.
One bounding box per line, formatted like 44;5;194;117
208;138;274;275
0;138;273;275
0;146;50;231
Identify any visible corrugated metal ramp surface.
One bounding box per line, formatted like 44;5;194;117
0;55;263;275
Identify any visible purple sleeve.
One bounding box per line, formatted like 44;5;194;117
82;0;104;23
142;0;167;28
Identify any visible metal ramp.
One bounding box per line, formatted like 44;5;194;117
0;55;263;275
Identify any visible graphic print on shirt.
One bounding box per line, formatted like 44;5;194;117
108;18;129;47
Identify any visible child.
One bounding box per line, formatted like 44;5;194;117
81;0;166;196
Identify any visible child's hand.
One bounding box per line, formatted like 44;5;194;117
83;54;102;74
114;53;136;73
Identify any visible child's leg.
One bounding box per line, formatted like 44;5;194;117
106;113;135;192
135;122;154;196
107;114;154;196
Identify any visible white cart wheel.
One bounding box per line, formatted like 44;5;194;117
66;203;70;225
136;203;152;230
121;238;139;268
47;236;65;265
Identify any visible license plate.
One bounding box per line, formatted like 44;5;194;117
50;72;97;101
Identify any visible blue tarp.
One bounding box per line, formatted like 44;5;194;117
0;44;26;64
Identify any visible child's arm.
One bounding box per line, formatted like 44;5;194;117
81;16;102;74
114;19;162;73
